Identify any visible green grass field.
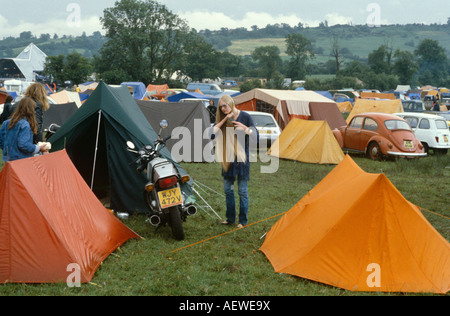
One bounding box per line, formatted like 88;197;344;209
0;149;448;296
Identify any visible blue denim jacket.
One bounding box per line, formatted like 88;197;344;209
0;119;40;161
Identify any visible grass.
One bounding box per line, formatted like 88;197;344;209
0;150;449;296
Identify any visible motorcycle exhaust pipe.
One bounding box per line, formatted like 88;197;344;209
148;215;161;226
185;205;197;216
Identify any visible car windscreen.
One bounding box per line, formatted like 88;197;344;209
384;120;412;131
250;115;277;127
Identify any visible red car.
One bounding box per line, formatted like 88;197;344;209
333;112;427;160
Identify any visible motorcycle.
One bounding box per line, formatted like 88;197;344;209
44;123;61;141
126;120;196;240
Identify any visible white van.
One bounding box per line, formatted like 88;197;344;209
394;112;450;154
186;83;222;96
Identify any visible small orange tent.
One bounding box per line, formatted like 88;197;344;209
0;150;140;284
267;119;344;165
260;155;450;293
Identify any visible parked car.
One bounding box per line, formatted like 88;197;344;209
186;83;223;96
402;100;425;112
332;112;427;160
244;111;281;148
394;112;450;154
436;111;450;128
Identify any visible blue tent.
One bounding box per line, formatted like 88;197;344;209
167;92;211;102
120;82;147;100
314;91;334;100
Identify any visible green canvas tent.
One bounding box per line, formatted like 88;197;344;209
49;81;191;214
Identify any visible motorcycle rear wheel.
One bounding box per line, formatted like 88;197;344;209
169;206;185;240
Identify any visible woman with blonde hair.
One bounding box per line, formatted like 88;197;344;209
24;83;50;144
0;97;48;161
210;95;258;228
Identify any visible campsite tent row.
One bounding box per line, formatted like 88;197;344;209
233;89;347;130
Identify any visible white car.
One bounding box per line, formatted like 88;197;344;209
394;112;450;154
245;111;281;148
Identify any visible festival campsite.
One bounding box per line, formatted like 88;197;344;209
0;81;448;296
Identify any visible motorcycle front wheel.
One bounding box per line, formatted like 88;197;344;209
168;206;185;240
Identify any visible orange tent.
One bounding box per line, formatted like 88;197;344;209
0;150;140;284
260;155;450;293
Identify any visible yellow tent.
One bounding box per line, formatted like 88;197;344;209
346;98;403;124
337;101;352;113
267;119;344;165
260;155;450;293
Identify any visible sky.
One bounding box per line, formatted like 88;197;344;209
1;0;449;39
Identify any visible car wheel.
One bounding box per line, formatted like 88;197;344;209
367;142;382;160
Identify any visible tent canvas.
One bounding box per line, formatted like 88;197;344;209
233;89;346;130
42;102;78;131
346;98;403;123
49;81;192;214
136;100;214;162
0;150;140;283
48;90;82;107
260;155;450;293
267;119;344;165
166;91;211;102
121;82;147;100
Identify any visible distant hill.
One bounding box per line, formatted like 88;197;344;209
1;23;449;67
0;32;106;59
201;23;450;65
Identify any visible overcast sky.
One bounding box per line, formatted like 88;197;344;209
1;0;449;38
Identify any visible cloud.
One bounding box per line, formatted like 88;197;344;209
0;14;103;39
177;10;353;31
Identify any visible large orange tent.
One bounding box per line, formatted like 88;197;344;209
0;150;140;284
260;155;450;293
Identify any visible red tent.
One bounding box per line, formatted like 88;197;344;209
0;150;140;283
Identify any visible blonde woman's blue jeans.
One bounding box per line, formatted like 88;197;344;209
223;177;249;225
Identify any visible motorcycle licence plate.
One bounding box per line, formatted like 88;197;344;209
158;187;183;209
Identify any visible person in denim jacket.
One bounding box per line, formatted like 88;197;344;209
0;97;48;161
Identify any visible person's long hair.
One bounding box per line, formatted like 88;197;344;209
24;83;50;111
8;97;38;134
215;95;246;172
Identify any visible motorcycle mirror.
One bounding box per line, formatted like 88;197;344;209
126;141;136;150
160;120;168;129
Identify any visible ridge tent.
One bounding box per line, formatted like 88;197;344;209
233;89;346;130
136;100;214;162
260;155;450;293
0;150;140;283
48;90;82;108
267;119;344;165
346;98;403;124
49;81;192;214
360;91;396;100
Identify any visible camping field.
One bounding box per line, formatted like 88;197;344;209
0;150;449;296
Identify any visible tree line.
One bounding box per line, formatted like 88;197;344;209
25;0;449;91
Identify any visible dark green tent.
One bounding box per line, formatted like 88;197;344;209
49;81;191;214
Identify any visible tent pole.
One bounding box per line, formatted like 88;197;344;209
90;110;102;190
